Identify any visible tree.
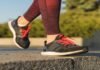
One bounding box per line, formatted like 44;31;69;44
59;0;100;38
65;0;99;11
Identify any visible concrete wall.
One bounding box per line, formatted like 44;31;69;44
1;31;100;51
0;37;83;47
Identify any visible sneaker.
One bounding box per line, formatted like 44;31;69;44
41;34;88;56
8;18;30;49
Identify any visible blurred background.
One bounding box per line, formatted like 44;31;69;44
0;0;100;38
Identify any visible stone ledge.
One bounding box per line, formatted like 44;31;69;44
0;59;73;70
0;50;100;70
74;56;100;70
0;56;100;70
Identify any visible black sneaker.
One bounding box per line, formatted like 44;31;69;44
41;34;88;56
8;18;30;49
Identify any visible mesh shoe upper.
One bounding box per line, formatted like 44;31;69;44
9;19;30;49
43;34;88;52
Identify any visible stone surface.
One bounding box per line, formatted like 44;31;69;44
0;59;73;70
0;47;74;70
0;47;100;70
74;56;100;70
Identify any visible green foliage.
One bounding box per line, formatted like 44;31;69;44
0;23;12;37
66;0;99;11
62;0;100;38
60;12;100;38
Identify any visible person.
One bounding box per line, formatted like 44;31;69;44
8;0;88;56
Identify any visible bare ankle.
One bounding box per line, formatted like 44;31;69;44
46;34;59;44
17;16;29;27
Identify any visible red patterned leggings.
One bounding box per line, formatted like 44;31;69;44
24;0;61;34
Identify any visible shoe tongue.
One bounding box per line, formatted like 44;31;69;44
55;34;64;40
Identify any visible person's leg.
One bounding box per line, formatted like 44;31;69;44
8;0;41;49
38;0;88;56
38;0;61;43
18;0;40;27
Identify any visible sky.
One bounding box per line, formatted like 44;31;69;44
0;0;65;23
0;0;32;23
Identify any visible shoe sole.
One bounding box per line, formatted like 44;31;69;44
8;21;24;49
41;48;88;56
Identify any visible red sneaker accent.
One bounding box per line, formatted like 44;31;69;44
21;26;31;38
57;34;76;46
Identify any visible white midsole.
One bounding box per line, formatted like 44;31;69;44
8;21;23;49
41;49;87;56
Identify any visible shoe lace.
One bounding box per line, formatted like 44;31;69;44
57;35;76;46
20;25;31;39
